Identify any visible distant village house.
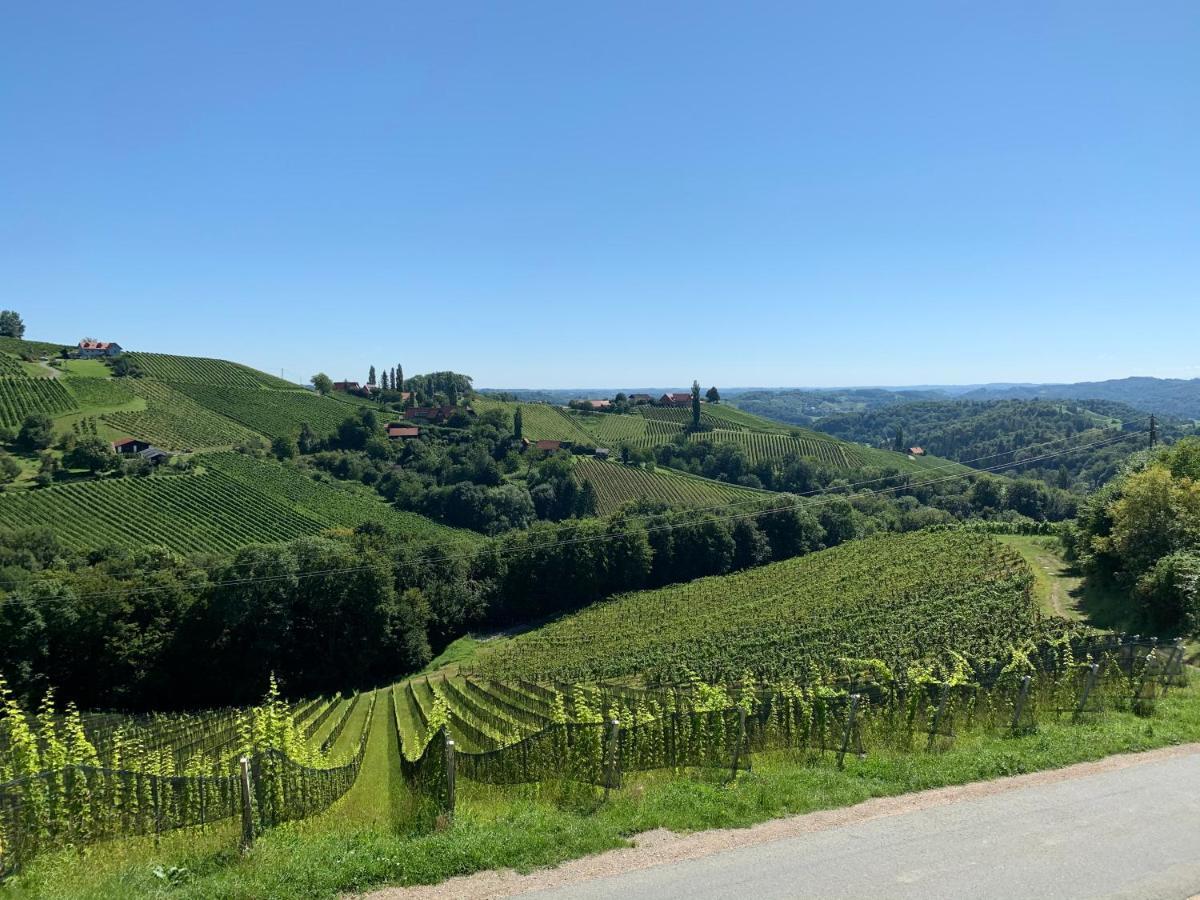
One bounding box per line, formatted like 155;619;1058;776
386;424;421;439
908;446;926;456
534;439;569;452
628;394;653;404
78;340;122;358
659;392;692;408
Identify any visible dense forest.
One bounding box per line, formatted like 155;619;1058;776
961;376;1200;421
811;399;1177;491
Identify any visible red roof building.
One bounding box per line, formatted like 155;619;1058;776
535;439;566;452
387;425;421;439
78;340;123;358
659;393;692;407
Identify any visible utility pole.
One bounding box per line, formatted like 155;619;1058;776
1150;414;1158;449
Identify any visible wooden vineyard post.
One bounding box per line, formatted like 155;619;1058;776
604;719;620;800
1133;651;1158;716
927;684;950;752
836;694;860;770
239;756;254;852
729;706;748;781
151;774;162;848
445;737;456;823
1162;640;1185;696
1073;663;1100;722
1010;675;1032;736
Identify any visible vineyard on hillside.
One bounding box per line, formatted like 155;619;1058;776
687;428;865;467
0;454;472;554
203;452;481;545
168;383;364;439
0;376;77;428
476;530;1046;684
61;375;136;409
634;406;745;430
125;353;298;389
0;356;27;376
474;399;595;445
104;380;261;449
574;456;768;515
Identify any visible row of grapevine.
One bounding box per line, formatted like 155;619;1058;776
635;406;746;431
0;376;76;428
476;531;1046;684
125;353;297;389
104;380;260;449
686;428;864;467
60;375;135;409
404;638;1182;806
203;452;482;544
0;469;329;554
573;456;768;515
0;356;27;377
0;681;376;874
167;383;363;439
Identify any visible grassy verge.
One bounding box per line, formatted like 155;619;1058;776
8;674;1200;900
995;534;1084;620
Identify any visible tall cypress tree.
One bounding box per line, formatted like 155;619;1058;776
368;365;376;385
691;380;702;430
514;407;523;440
397;365;404;392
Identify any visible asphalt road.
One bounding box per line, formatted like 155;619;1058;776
525;751;1200;900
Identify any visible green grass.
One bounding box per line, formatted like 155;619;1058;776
12;673;1200;900
574;456;768;515
56;358;113;378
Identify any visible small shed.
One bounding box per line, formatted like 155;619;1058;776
112;437;152;455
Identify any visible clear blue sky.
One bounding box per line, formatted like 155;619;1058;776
3;2;1198;388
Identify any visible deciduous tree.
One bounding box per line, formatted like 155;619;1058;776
0;310;25;339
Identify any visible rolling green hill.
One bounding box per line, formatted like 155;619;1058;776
477;396;954;475
125;351;298;388
476;529;1041;683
